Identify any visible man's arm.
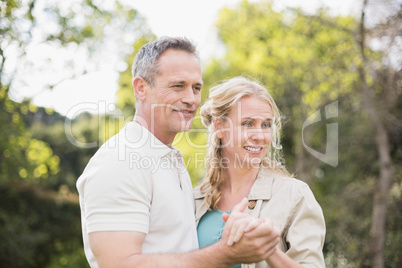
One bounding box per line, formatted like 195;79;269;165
89;228;275;268
89;199;279;268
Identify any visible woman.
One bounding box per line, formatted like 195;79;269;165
194;77;326;267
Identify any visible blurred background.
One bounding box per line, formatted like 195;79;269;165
1;0;401;267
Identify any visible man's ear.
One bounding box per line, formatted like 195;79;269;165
133;76;149;101
213;117;224;139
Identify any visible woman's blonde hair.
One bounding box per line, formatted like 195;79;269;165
199;76;291;209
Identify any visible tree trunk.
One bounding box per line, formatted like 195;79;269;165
361;77;393;268
295;137;309;182
296;98;311;183
358;1;394;267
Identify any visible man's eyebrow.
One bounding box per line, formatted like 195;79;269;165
169;80;203;86
170;80;186;85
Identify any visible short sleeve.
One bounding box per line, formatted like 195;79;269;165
81;147;153;234
284;183;326;267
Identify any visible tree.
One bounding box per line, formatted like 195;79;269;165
204;0;402;266
116;34;156;117
309;0;401;265
0;181;87;267
0;0;154;266
356;1;401;267
208;0;359;180
0;93;60;182
0;0;151;182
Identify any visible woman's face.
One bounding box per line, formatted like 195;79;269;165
215;95;273;170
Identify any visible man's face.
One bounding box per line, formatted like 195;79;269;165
145;49;202;143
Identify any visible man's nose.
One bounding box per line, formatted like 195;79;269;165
181;86;196;105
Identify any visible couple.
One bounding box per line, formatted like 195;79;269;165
76;37;325;268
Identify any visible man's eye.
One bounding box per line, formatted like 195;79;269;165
194;86;202;91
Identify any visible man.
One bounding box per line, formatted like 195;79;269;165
77;37;279;267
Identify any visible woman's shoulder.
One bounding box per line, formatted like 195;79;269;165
259;168;311;194
274;174;308;187
269;173;320;206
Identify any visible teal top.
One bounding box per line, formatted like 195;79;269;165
197;209;241;268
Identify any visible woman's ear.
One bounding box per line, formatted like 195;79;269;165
133;76;149;101
213;117;224;139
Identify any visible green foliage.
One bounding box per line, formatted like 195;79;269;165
210;0;360;110
0;89;60;183
201;0;402;266
0;181;87;268
0;0;400;267
29;111;99;191
1;0;152;100
0;0;154;266
173;114;208;185
116;34;157;117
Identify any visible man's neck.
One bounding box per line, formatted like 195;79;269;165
133;116;175;148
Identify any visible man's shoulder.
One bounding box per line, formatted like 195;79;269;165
193;185;204;199
95;122;164;158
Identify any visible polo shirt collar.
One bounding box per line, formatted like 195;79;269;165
125;121;178;158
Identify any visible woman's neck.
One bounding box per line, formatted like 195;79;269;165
217;166;260;211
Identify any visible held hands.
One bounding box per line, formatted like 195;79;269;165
219;198;280;264
222;198;260;246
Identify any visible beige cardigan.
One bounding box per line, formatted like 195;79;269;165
194;168;326;268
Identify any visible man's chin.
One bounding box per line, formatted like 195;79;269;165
173;119;194;133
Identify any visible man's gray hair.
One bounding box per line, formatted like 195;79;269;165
132;36;199;86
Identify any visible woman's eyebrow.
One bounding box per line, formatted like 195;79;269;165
240;116;273;121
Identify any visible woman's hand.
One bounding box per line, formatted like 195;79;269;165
217;199;280;264
222;198;279;250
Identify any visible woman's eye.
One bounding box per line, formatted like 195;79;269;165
242;121;252;127
263;122;271;128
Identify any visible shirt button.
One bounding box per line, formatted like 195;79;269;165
248;200;257;209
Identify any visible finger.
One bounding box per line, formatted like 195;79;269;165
222;213;230;223
231;219;252;244
230;217;261;245
231;197;248;213
222;212;245;241
232;218;261;243
227;218;250;245
243;217;261;233
222;198;248;236
222;197;248;237
243;218;275;240
256;217;275;235
227;220;240;246
222;211;245;224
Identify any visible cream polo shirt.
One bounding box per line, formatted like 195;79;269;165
194;168;326;268
77;121;198;268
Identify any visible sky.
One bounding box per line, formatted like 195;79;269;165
27;0;360;118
